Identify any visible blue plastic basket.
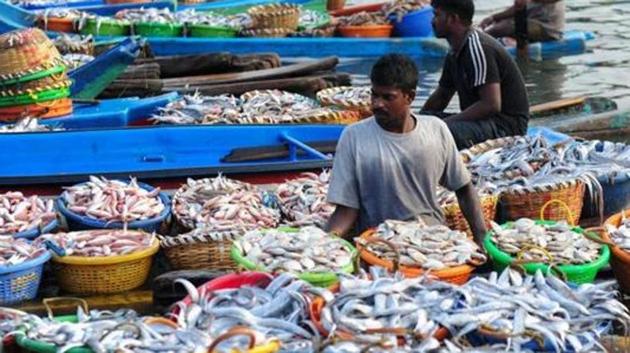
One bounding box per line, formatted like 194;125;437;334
56;181;171;232
390;6;433;37
13;219;59;240
0;251;51;305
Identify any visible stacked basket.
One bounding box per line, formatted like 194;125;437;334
0;28;73;122
244;3;300;37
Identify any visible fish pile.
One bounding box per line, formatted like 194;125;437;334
115;8;178;24
172;274;319;349
318;267;443;352
0;237;47;266
177;10;251;29
336;11;389;26
608;216;630;251
233;226;352;273
381;0;430;22
62;53;94;70
152;90;341;125
34;229;154;257
52;34;94;55
36;8;83;20
62;176;165;224
0;192;56;235
0;118;61;133
357;219;486;269
299;9;329;29
318;86;371;108
490;218;601;264
434;268;630;353
276;171;334;227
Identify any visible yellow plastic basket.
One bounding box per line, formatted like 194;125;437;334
51;239;159;294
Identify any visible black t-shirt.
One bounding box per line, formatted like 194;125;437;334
438;29;530;135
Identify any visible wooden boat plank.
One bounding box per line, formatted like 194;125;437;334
530;96;586;114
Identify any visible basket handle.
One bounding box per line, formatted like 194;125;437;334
515;244;554;263
539;199;575;226
583;226;616;247
43;297;88;320
358;237;401;273
207;326;257;353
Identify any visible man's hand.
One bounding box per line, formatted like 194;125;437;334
479;15;495;29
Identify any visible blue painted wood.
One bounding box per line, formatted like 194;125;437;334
0;124;343;184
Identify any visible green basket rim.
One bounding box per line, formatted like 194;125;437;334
15;315;94;353
483;220;611;276
298;13;331;30
85;18;130;26
187;23;240;31
231;226;357;284
134;21;184;28
0;65;66;86
0;87;70;107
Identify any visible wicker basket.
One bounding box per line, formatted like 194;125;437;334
460;136;524;164
603;210;630;294
498;180;585;224
443;193;498;236
0;28;63;81
356;231;477;284
316;86;372;119
248;4;300;30
240;28;295;38
160;228;243;271
290;109;361;125
51;239;159;294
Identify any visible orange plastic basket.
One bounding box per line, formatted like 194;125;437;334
356;230;476;284
0;98;72;122
37;17;76;33
51;239;159;294
604;210;630;294
338;24;393;37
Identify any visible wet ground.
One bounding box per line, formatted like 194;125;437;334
338;0;630;111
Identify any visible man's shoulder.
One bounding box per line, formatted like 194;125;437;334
464;30;510;57
415;114;449;132
340;117;376;140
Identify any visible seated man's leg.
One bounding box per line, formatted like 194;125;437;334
486;19;558;42
485;19;515;39
527;20;559;42
445;120;502;150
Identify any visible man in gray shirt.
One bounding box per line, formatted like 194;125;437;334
480;0;565;42
326;54;487;246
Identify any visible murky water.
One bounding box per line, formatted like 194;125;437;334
338;0;630;110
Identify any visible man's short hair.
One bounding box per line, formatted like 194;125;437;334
370;54;418;93
431;0;474;25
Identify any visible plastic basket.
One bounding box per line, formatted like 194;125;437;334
12;219;58;240
51;238;159;294
230;227;356;287
133;22;183;37
0;65;66;86
0;74;72;97
0;98;72;122
0;87;70;108
356;230;477;284
187;24;239;38
338;24;393;38
484;220;610;284
443;193;497;236
603;210;630;294
389;6;433;37
56;181;171;232
0;250;51;305
79;19;130;36
36;17;76;33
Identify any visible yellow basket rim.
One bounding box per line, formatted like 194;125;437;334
52;239;159;265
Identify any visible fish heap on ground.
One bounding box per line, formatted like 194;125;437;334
489;218;601;264
233;226;352;273
381;0;431;22
34;229;154;257
61;176;165;225
0;236;48;266
0;28;73;121
606;215;630;251
357;219;486;269
276;171;334;228
172;275;319;350
152;90;348;125
172;175;279;232
0;191;55;235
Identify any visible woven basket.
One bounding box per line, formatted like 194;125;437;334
0;98;72;122
498;180;585;224
160;228;243;271
316;86;372;119
603;210;630;294
460;136;524;163
51;239;159;294
443;193;498;236
0;28;63;82
291;109;361;125
240;28;294;38
356;230;477;284
248;4;300;30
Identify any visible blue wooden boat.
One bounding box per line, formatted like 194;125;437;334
0;124;341;185
0;1;594;59
1;92;177;129
68;37;142;99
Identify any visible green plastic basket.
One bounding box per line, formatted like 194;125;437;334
187;24;239;38
0;65;66;86
484;220;610;284
15;315;94;353
0;87;70;108
134;22;183;37
80;18;130;36
231;227;357;287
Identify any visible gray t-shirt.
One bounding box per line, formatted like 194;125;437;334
327;115;471;232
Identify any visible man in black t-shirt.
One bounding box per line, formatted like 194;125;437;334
422;0;530;150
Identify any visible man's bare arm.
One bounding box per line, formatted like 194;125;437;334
445;83;501;122
455;183;487;246
326;205;359;239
